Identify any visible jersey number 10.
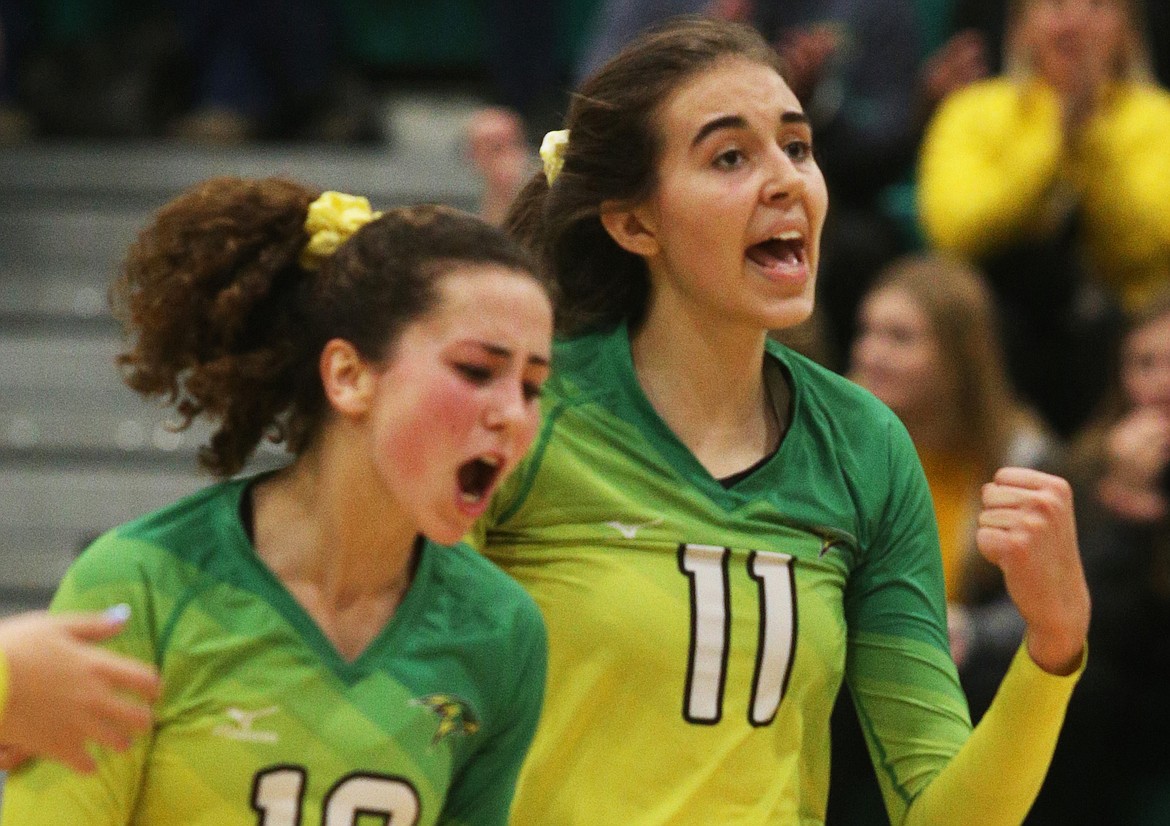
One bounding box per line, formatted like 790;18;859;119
679;544;797;726
253;766;421;825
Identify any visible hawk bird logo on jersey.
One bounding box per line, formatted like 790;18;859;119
412;694;481;745
812;526;852;559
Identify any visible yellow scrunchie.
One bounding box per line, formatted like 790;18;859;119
540;129;570;185
300;191;382;271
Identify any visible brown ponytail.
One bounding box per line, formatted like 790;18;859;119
112;178;544;477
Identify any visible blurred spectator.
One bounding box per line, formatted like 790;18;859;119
0;0;187;140
0;0;380;143
465;0;603;224
1076;290;1170;524
1063;288;1170;825
576;0;739;83
952;0;1170;88
481;0;564;142
165;0;380;144
838;252;1125;826
918;0;1170;438
849;253;1060;613
465;105;535;225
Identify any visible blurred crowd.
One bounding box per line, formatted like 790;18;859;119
3;0;1170;823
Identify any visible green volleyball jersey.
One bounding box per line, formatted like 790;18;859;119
2;477;546;826
476;324;972;825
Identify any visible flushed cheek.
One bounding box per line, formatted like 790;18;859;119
375;385;482;490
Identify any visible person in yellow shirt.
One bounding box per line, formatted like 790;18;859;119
918;0;1170;437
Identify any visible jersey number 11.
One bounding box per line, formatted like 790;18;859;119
679;544;797;726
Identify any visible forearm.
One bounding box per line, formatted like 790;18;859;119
904;643;1083;826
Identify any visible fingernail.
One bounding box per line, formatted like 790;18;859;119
104;603;131;623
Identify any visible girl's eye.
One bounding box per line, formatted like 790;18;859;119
784;140;814;162
456;364;493;384
714;148;746;169
522;381;544;402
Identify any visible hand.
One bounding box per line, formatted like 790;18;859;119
921;30;989;114
0;609;161;772
775;25;842;102
1106;408;1170;487
704;0;753;22
976;468;1089;676
1098;409;1170;521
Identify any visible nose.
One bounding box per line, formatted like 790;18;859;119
760;145;806;205
483;383;529;432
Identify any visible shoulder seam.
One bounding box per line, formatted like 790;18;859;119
155;575;215;669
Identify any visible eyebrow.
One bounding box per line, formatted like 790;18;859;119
691;111;812;148
481;342;551;368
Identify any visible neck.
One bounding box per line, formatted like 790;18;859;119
631;300;784;478
252;427;418;611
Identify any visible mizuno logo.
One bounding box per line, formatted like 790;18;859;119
213;706;280;743
605;517;663;539
412;694;481;745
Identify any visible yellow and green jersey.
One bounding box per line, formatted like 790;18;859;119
476;324;972;825
1;478;546;826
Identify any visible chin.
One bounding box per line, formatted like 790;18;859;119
420;517;472;547
764;296;816;331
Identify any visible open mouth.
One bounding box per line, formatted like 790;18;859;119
457;455;502;504
747;232;806;270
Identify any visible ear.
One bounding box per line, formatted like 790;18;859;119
320;338;376;418
599;200;661;258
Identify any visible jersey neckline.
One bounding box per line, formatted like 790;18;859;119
583;323;802;511
222;475;435;683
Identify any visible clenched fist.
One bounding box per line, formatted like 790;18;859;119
976;467;1090;676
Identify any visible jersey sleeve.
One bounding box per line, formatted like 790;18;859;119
437;597;547;826
844;414;973;823
0;531;159;825
846;416;1083;826
905;643;1083;826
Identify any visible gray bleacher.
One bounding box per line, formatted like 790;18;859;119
0;94;487;610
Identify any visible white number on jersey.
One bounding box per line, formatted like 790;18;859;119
679;544;797;725
253;766;421;825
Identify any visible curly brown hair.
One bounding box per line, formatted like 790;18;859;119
112;177;543;477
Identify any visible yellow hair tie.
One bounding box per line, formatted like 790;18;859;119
539;129;570;185
300;191;382;271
